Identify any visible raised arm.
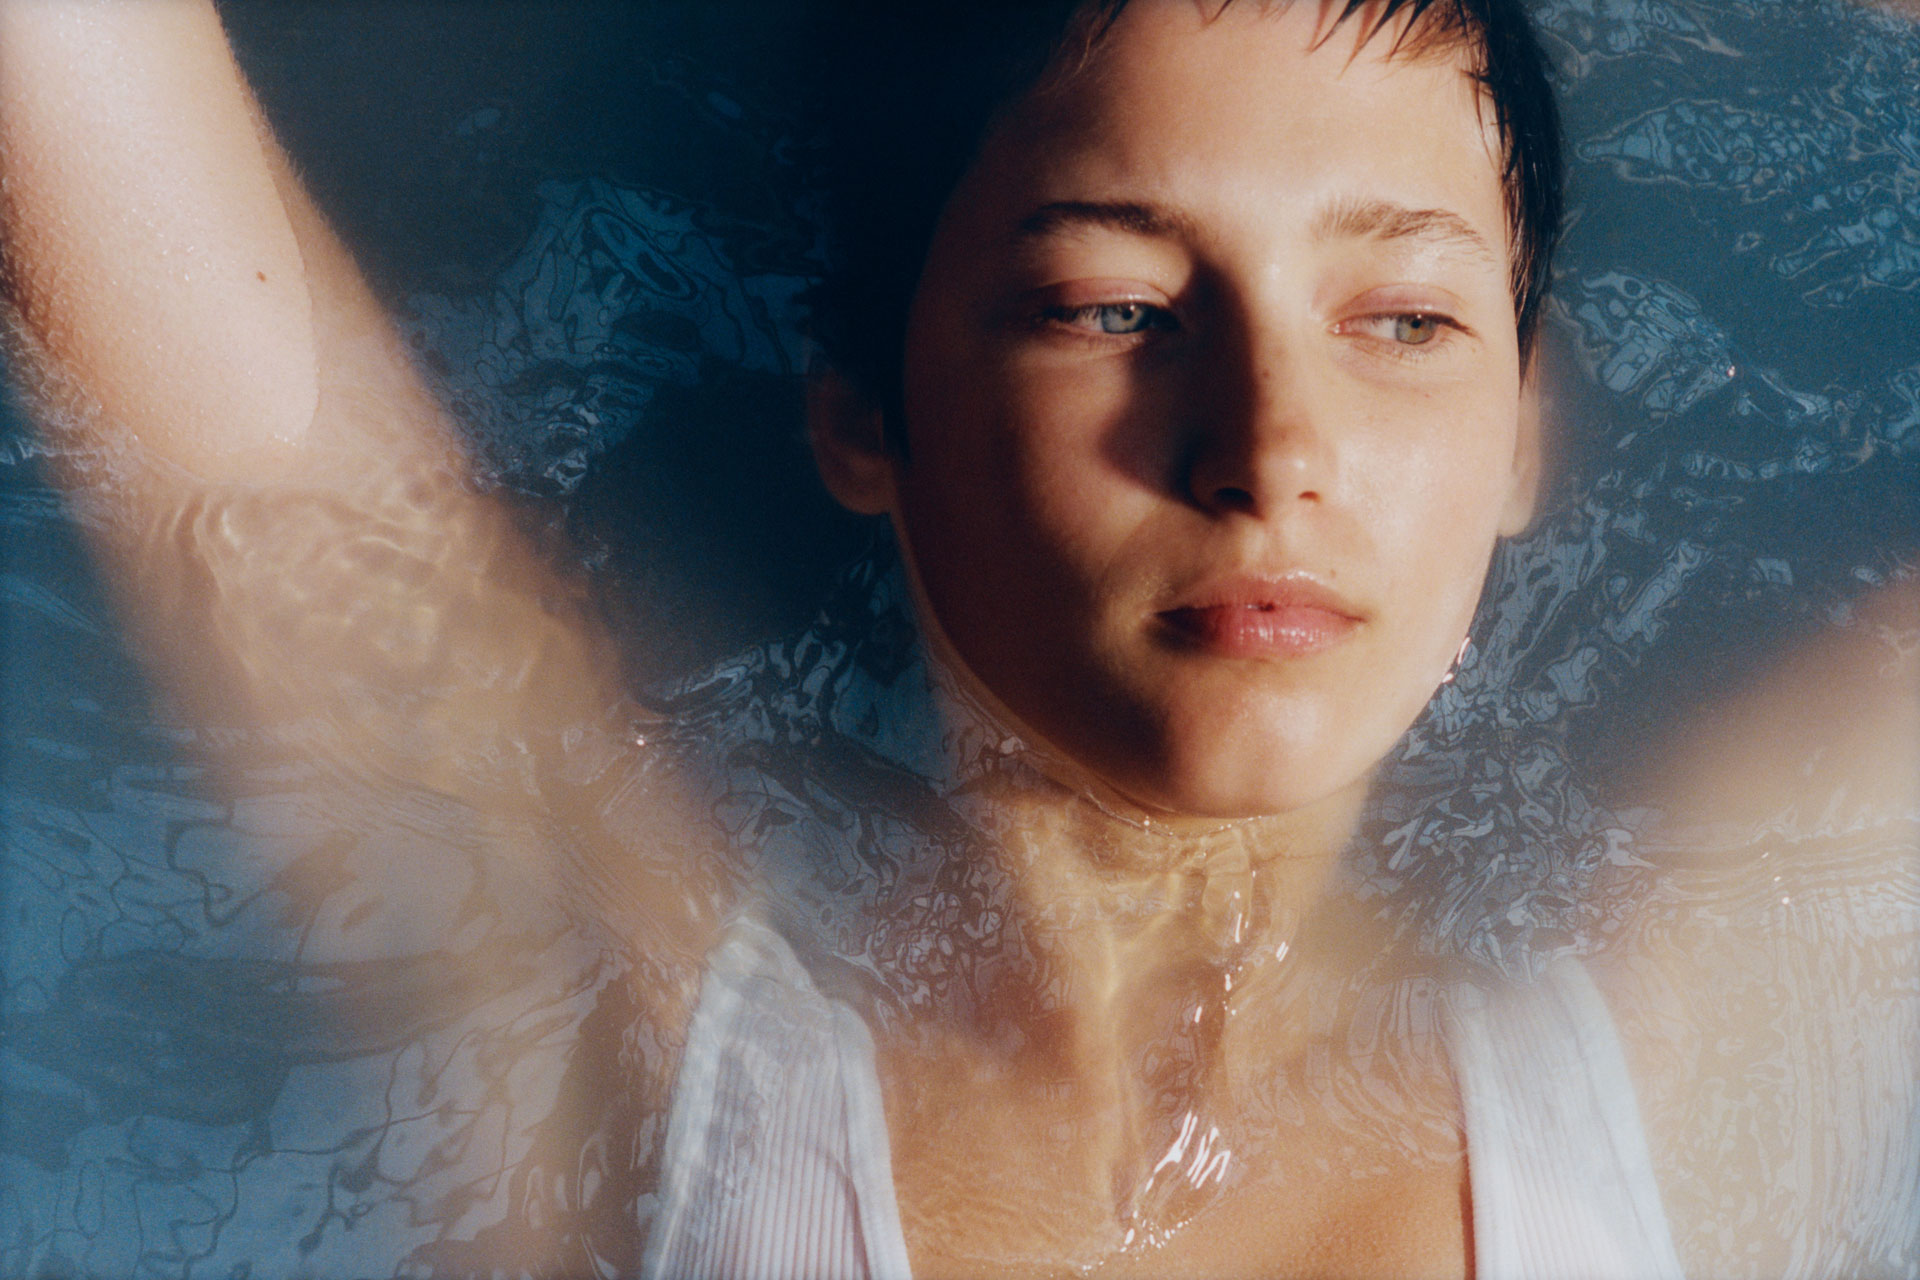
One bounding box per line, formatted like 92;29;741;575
0;0;325;473
0;0;723;962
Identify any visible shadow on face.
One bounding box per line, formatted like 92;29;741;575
814;0;1539;826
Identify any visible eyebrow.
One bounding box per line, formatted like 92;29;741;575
1014;199;1200;243
1012;195;1500;266
1311;197;1501;265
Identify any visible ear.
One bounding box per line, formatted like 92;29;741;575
808;365;897;516
1498;367;1543;537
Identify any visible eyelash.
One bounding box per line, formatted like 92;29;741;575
1340;311;1469;361
1039;301;1178;338
1033;302;1469;360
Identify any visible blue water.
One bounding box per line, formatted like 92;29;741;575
2;1;1916;1275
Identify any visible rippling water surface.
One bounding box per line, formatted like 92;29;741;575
3;2;1916;1276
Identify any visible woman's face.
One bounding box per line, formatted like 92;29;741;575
884;0;1536;819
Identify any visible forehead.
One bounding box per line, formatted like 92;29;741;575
963;0;1505;257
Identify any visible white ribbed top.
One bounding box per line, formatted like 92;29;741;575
643;920;1679;1280
1447;959;1684;1280
641;917;911;1280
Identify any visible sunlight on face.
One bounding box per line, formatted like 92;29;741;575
891;0;1537;820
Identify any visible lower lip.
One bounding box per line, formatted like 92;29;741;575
1157;604;1359;658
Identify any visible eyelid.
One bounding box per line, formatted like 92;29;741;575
1021;281;1180;337
1334;284;1472;324
1332;282;1476;339
1329;309;1474;367
1335;310;1468;336
1047;300;1176;329
1024;278;1175;310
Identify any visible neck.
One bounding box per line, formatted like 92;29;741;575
811;545;1377;1047
925;764;1394;1244
820;560;1426;1246
904;570;1369;948
969;766;1362;1034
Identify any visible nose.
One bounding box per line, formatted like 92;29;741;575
1180;330;1334;519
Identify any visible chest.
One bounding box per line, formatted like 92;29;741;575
879;1042;1471;1279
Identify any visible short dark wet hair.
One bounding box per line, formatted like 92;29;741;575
809;0;1564;420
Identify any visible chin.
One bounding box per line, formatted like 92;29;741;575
1107;693;1370;819
1099;736;1376;825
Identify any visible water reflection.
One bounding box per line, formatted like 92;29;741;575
2;0;1917;1276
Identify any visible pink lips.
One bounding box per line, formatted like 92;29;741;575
1157;576;1362;659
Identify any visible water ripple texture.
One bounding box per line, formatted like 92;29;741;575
3;1;1917;1276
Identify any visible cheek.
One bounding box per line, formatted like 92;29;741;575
1361;415;1519;648
916;365;1150;575
895;397;1099;672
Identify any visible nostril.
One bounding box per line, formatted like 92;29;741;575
1212;484;1257;511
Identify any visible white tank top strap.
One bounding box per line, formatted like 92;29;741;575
641;915;912;1280
1446;957;1684;1280
650;920;1680;1280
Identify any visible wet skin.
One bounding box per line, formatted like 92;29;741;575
812;2;1535;1273
823;0;1539;826
9;2;1915;1276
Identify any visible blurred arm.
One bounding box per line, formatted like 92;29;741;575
0;0;725;950
1595;579;1919;1276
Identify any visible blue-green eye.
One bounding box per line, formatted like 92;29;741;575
1092;303;1156;334
1393;314;1442;344
1052;302;1170;335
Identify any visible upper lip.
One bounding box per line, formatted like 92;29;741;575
1159;572;1365;620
